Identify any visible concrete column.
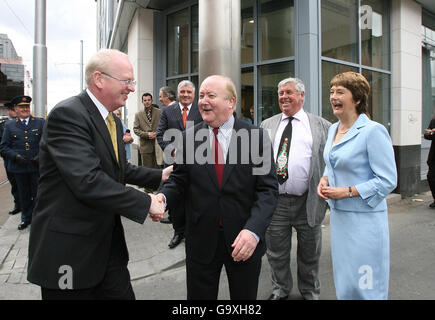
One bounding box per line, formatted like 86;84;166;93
391;0;422;196
295;0;320;115
127;8;154;164
199;0;241;114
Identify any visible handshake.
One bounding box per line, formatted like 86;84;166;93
148;193;166;222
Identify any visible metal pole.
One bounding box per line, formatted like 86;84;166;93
80;40;84;91
33;0;47;117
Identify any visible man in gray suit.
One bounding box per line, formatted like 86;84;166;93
260;77;330;300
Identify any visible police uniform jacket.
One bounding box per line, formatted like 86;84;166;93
0;117;45;173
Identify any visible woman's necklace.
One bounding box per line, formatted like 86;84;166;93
337;128;349;134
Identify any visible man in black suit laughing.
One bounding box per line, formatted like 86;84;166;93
159;75;278;300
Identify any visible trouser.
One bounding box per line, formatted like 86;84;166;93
186;230;262;300
427;165;435;200
14;172;39;224
266;193;322;300
5;167;20;209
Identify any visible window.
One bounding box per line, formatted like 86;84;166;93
321;0;391;129
241;0;295;124
165;5;198;94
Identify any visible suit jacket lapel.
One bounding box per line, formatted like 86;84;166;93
334;114;369;148
307;113;320;181
80;92;119;166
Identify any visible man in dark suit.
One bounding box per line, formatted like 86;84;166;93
27;49;170;300
156;80;203;249
0;96;44;230
0;102;21;216
158;75;278;300
424;116;435;208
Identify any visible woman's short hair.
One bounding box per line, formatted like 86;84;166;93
330;72;370;115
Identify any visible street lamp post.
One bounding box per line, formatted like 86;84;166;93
33;0;47;118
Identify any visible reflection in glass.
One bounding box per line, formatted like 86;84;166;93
360;0;390;70
258;62;294;123
241;0;254;65
167;9;189;77
166;77;188;96
191;5;199;73
362;69;390;130
241;68;254;124
259;0;294;61
321;0;358;63
321;61;358;124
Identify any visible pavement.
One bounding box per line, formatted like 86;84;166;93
2;163;435;300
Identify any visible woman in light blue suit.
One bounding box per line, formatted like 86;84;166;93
317;72;397;300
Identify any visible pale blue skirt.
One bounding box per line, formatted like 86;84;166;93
330;208;390;300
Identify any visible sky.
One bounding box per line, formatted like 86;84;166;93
0;0;97;112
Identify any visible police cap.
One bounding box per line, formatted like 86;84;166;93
3;102;14;110
11;95;32;107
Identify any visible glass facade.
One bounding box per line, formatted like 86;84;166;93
166;5;198;94
162;0;391;128
242;0;295;124
321;0;391;129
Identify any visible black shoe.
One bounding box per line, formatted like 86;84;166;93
160;217;172;224
430;202;435;208
168;234;184;249
9;207;21;215
18;222;30;230
268;293;288;300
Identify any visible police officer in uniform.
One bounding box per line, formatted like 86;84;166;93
0;102;21;215
0;96;44;230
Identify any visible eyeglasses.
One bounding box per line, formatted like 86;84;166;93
101;72;136;86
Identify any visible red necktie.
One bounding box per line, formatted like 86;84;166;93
182;107;188;128
213;128;225;187
213;128;224;227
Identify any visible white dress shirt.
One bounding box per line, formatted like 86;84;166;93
273;109;313;196
86;89;110;123
208;115;234;163
179;103;192;115
19;117;30;125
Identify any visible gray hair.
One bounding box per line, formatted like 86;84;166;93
177;80;195;93
159;86;176;101
85;49;128;87
277;77;305;95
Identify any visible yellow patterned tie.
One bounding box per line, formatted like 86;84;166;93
106;113;119;164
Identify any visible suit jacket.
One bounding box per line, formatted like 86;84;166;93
156;102;203;157
424;118;435;167
27;91;162;289
160;118;278;264
0;116;44;173
134;104;161;154
323;114;397;212
260;111;330;227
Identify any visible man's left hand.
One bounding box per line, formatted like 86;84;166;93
231;229;258;262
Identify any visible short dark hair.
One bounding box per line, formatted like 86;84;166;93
142;93;152;100
159;86;176;102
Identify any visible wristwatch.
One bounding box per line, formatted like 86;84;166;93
349;186;353;198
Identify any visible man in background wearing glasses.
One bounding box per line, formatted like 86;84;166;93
27;49;171;300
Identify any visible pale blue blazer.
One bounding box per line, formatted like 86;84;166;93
323;114;397;212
